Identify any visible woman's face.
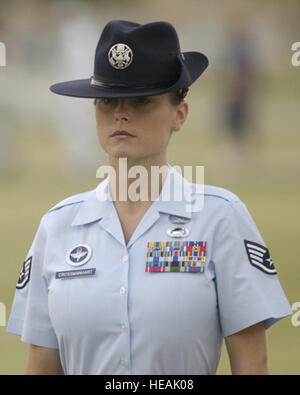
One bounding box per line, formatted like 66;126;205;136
95;93;188;164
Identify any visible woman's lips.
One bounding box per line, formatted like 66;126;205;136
111;130;135;138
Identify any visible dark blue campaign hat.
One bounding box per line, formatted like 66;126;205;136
50;20;209;98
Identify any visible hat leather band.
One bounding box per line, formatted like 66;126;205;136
90;75;174;90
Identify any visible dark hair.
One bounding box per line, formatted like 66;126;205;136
93;88;189;106
169;88;189;106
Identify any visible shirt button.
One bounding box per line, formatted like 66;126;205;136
120;286;126;295
122;254;128;263
121;324;126;332
120;359;126;367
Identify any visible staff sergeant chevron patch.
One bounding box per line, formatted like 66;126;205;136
244;240;277;275
16;256;32;289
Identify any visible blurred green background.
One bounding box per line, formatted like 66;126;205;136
0;0;299;374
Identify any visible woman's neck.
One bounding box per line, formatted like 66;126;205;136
107;156;169;204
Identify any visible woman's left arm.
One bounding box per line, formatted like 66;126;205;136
225;321;269;375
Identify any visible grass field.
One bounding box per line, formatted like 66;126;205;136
0;86;299;374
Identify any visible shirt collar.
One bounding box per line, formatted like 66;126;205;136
154;164;193;219
71;164;194;227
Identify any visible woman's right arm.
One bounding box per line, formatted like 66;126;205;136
25;344;64;375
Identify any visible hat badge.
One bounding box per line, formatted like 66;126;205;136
108;43;133;70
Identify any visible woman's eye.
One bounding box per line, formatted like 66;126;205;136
101;98;114;104
98;98;116;105
136;97;151;105
98;97;151;106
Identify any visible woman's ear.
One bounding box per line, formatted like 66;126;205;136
172;100;189;132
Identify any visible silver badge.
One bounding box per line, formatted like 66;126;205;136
168;215;190;224
108;43;133;70
167;227;190;238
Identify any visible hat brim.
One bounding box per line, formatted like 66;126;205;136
49;52;208;99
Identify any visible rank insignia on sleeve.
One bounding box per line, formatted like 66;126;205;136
16;256;32;289
244;240;277;275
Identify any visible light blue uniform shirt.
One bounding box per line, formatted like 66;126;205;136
7;165;291;374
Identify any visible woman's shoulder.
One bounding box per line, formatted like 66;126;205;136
39;188;97;230
202;184;241;204
189;184;244;221
189;181;241;205
47;189;95;214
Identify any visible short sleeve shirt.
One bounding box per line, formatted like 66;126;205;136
7;165;292;374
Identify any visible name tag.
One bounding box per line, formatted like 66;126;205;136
146;241;207;273
56;268;96;279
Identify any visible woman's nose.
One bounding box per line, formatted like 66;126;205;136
114;99;130;122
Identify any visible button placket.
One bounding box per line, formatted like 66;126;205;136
120;286;126;295
119;248;131;373
120;359;126;367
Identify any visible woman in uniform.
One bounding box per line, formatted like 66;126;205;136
7;20;291;375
